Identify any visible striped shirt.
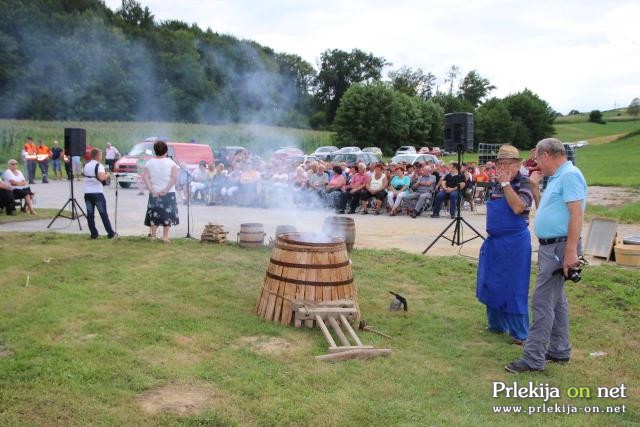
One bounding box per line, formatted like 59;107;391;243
489;172;533;223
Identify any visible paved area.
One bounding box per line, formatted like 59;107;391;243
1;179;638;259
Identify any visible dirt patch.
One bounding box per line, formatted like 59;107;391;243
0;343;12;358
587;186;640;207
235;335;299;357
174;335;194;346
137;382;221;416
587;133;627;145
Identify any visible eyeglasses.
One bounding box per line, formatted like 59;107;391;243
9;162;18;165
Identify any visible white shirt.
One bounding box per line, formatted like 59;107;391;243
145;157;176;193
105;146;120;160
3;169;28;189
84;160;105;194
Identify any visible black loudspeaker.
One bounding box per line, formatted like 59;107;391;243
444;112;474;151
64;128;86;157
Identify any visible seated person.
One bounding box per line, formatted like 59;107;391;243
268;164;291;207
386;166;410;216
404;166;436;218
291;166;309;206
208;163;227;204
239;163;261;206
0;169;16;215
307;163;328;207
323;165;347;213
361;163;387;215
431;162;465;218
190;160;209;201
3;159;35;214
345;162;370;214
221;164;241;204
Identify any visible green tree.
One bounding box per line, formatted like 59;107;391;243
117;0;154;29
589;110;605;124
503;89;555;149
627;97;640;116
431;92;475;114
475;98;513;146
445;65;460;95
388;67;436;99
313;49;387;123
458;70;495;107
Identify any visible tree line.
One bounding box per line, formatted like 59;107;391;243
0;0;556;152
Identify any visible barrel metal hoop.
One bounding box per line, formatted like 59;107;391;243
269;258;350;269
265;271;353;287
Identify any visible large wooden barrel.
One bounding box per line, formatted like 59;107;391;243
323;216;356;252
238;223;265;248
256;232;359;326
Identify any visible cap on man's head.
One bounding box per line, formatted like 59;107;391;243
199;160;207;166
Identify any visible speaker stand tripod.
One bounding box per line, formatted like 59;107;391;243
422;144;484;254
47;176;86;230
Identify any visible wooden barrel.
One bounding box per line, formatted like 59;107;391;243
238;223;265;248
256;232;359;326
275;225;297;238
615;244;640;267
323;216;356;252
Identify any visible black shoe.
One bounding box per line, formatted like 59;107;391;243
29;180;35;185
505;360;542;374
90;235;99;240
430;213;440;218
42;179;49;184
6;210;15;216
545;354;570;364
336;210;345;214
108;233;119;240
450;214;455;219
411;212;417;218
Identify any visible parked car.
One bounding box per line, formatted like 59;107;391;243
114;138;214;188
362;147;383;157
332;152;379;168
312;145;339;161
418;146;443;157
390;153;439;166
395;146;416;155
285;155;320;166
273;146;304;160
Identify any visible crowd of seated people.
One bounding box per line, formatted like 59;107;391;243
170;151;540;218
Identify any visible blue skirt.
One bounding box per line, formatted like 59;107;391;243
487;307;529;340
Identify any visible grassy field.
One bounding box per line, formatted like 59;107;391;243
553;121;640;144
554;108;639;124
577;132;640;188
587;203;640;224
0;233;638;425
0;120;335;165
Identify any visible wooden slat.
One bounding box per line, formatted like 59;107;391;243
315;315;337;348
328;316;350;347
340;314;363;347
327;345;373;353
315;348;392;362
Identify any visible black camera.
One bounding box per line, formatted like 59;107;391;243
553;267;582;282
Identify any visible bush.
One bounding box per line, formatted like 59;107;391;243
589;110;606;124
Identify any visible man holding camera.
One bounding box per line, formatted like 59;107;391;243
84;148;117;240
506;138;586;373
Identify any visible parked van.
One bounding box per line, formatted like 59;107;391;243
113;138;214;188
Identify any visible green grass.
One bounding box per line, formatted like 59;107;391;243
0;233;638;425
553;121;640;143
555;108;639;124
0;119;335;165
587;203;640;224
577;132;640;188
0;208;69;224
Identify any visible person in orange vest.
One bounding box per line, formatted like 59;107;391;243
23;137;37;184
36;139;52;183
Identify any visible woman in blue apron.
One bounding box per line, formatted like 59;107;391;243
476;145;533;344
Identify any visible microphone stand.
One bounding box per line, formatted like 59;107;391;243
169;157;196;239
113;173;123;234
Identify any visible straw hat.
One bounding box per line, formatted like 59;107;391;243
496;144;521;160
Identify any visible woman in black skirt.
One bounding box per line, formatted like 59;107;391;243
142;141;179;243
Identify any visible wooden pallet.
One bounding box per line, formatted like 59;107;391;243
292;301;391;361
201;223;228;243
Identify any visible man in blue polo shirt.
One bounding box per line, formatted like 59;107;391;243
506;138;587;373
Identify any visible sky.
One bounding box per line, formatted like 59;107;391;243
103;0;640;114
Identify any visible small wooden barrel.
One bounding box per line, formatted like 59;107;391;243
615;244;640;267
275;225;297;238
238;223;265;248
323;216;356;252
256;232;359;326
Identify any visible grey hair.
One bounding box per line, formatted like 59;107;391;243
536;138;566;157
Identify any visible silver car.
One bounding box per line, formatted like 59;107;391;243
312;145;339;161
390;153;439;165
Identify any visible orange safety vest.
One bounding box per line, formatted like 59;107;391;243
24;142;37;160
36;145;51;161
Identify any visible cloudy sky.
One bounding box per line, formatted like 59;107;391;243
104;0;639;114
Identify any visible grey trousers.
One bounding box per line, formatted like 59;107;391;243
521;241;573;369
404;191;432;213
